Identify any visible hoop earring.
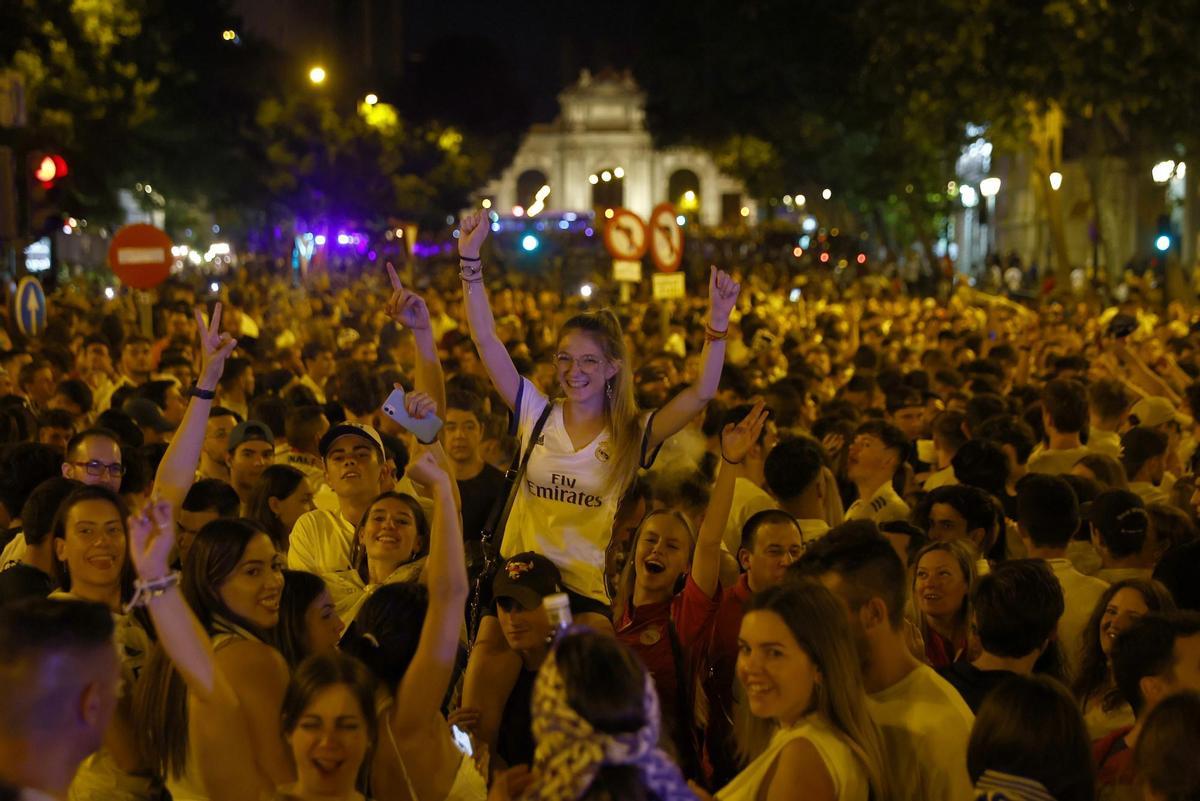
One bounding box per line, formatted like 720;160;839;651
606;379;614;401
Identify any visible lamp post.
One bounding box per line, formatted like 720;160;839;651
979;177;1002;259
308;66;327;85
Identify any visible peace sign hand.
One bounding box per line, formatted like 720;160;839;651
458;209;490;259
128;499;176;582
708;266;741;328
384;264;431;331
721;398;769;465
194;303;238;391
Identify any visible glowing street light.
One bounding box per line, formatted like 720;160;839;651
979;177;1002;198
960;185;979;208
364;93;378;106
1152;160;1176;184
821;188;832;200
1049;171;1063;191
579;283;594;299
308;66;327;85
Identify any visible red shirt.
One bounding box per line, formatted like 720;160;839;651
1093;725;1136;788
678;572;754;787
618;595;683;724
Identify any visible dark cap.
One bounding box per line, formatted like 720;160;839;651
1085;489;1148;544
227;420;275;453
318;422;384;458
122;398;174;433
491;552;564;610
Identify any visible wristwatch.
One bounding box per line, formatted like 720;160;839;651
188;385;217;400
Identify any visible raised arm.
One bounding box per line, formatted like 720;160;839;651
390;452;469;738
401;390;463;512
646;267;741;451
385;264;446;417
152;305;237;510
692;400;768;598
458;209;521;410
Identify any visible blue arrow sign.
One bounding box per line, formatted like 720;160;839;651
14;276;46;338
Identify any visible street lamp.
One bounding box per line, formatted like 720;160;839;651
364;93;378;106
1152;160;1176;184
1049;171;1063;191
978;177;1001;259
979;177;1001;198
308;66;327;85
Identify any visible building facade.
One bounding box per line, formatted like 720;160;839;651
479;70;749;226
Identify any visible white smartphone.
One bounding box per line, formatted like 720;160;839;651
381;387;443;443
451;724;474;757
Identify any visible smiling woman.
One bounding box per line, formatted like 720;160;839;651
135;518;293;800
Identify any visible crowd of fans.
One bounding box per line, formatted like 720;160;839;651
1;208;1199;801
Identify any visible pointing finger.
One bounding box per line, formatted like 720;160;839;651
387;262;402;290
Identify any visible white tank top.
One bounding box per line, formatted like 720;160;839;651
716;715;871;801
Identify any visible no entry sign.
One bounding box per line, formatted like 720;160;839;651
108;224;173;289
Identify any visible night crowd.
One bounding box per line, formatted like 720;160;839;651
0;209;1199;801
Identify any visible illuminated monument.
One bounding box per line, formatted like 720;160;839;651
478;70;749;226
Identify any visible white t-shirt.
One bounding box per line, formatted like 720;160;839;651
867;664;974;801
1046;557;1109;676
287;508;356;575
501;378;656;603
721;477;781;555
717;714;869;801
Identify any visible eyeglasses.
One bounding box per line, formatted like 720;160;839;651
555;353;604;373
69;460;126;478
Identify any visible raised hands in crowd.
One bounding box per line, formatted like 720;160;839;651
4;213;1200;801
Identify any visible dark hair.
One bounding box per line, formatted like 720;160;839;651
247;465;308;551
1073;579;1176;712
1147;503;1197;556
209;405;243;424
65;428;123;462
554;630;659;801
445;390;486;421
0;597;115;732
964;394;1007;436
917;484;1001;552
51;485;133;601
967;675;1095;801
1121;426;1169;479
284;406;327;454
20;477;81;548
1090;490;1149;559
739;508;802;554
281;652;378;786
1017;474;1080;549
1074;453;1128;489
929;410;968;453
793;522;908;628
1112;611;1200;715
54;378;94;413
350;491;428;584
951;439;1010;499
854;419;909;464
975;414;1037;466
1134;690;1200;801
136;380;176;413
219;357;253;390
0;442;63;519
135;518;278;779
1153;540;1200;611
1089;379;1131;421
182;478;241;517
972;560;1064;658
1041;379;1089;434
37;408;76;433
277;570;331;670
94;410;143;449
763;437;825;502
343;582;429;690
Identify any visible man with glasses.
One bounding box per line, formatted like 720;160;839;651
61;429;125;493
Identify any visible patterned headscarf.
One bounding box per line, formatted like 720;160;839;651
520;648;696;801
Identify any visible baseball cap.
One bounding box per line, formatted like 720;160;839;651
1084;489;1148;545
122;398;174;433
491;552;564;610
227;420;275;453
319;422;385;458
1129;396;1189;428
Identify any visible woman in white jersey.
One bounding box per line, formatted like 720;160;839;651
455;207;740;758
134;518;291;799
712;581;891;801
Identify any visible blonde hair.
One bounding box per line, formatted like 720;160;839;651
738;581;892;799
559;309;642;498
910;539;978;645
612;509;697;622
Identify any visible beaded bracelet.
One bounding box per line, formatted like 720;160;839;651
123;571;181;612
705;324;729;343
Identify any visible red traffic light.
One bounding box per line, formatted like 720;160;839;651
34;154;68;186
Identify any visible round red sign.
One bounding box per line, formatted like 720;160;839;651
108;224;173;289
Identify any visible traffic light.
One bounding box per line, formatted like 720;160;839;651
27;151;69;236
